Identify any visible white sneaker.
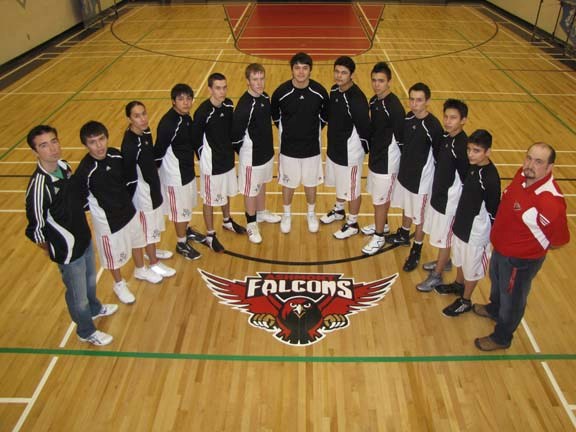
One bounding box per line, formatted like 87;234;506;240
134;266;163;284
257;210;281;224
333;223;359;239
307;213;319;233
280;214;291;234
78;330;113;346
247;222;262;244
150;262;176;278
361;235;386;255
92;304;119;319
113;280;135;304
360;223;390;236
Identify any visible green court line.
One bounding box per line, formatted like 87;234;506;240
1;347;575;363
0;29;154;162
455;30;576;137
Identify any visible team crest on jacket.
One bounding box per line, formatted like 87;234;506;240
199;269;397;346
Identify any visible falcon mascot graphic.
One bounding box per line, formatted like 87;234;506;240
199;269;397;346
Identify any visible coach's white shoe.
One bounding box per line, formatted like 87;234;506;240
150;262;176;278
280;214;291;234
78;330;113;346
92;304;119;320
134;266;163;284
247;222;262;244
113;280;135;304
360;223;390;236
257;210;281;224
307;213;319;233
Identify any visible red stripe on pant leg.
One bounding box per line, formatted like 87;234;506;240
204;175;211;204
420;194;428;224
168;186;177;221
139;211;148;243
245;166;252;196
447;216;455;248
351;166;358;200
508;267;518;293
103;235;114;269
386;173;396;202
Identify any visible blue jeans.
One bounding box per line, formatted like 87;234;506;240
486;250;545;346
57;241;102;338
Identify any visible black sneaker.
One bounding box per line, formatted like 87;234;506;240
386;228;410;246
223;218;246;234
204;233;225;252
403;248;421;272
434;281;464;296
442;297;472;317
186;227;206;243
176;242;201;260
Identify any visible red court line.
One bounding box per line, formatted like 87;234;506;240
225;3;384;61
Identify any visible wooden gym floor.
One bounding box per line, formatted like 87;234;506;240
0;2;575;431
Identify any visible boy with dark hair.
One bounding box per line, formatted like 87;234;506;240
441;129;501;317
25;125;117;346
417;99;469;291
232;63;280;244
271;52;329;234
155;83;203;261
76;121;163;305
193;72;245;252
322;55;370;239
361;61;405;255
389;82;443;271
122;101;176;278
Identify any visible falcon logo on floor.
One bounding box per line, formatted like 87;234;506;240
199;269;397;346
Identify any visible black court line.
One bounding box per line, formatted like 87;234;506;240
222;241;405;266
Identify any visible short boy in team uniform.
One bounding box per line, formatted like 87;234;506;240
193;72;245;252
361;62;405;255
122;101;176;278
441;129;501;317
25;125;117;346
76;121;163;305
155;84;203;261
232;63;280;244
416;99;469;291
389;82;443;271
322;56;370;239
271;52;329;234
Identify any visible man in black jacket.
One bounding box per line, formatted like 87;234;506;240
25;125;117;346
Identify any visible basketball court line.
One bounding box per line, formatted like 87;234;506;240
12;51;572;62
1;346;575;363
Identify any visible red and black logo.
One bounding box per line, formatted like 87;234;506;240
199;269;397;346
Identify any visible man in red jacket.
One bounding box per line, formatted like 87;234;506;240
474;142;570;351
